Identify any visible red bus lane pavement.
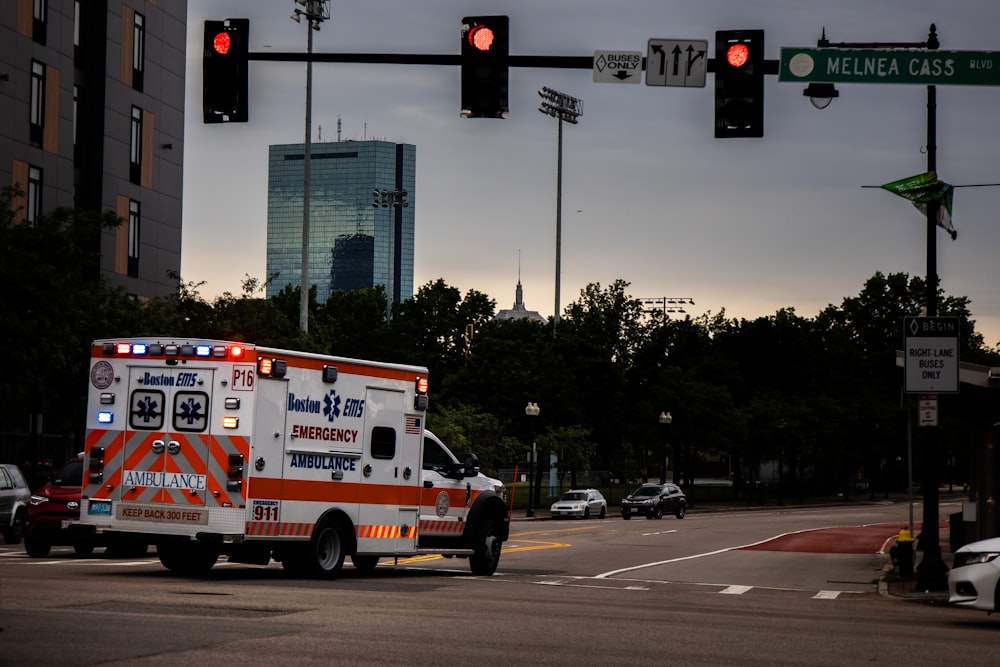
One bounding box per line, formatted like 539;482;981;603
739;521;949;554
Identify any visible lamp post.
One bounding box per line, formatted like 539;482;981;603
291;0;331;332
525;402;540;517
804;24;948;590
537;87;582;335
658;411;672;484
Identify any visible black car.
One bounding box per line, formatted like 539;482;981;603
620;483;686;520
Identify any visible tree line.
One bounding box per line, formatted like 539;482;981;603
4;190;998;501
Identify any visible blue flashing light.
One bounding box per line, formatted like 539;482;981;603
132;343;148;355
195;345;212;357
97;411;114;424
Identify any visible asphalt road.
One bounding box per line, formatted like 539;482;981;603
2;499;997;666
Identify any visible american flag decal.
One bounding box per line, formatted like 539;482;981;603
405;415;421;434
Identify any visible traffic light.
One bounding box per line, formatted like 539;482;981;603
460;16;509;118
203;19;249;123
714;30;764;138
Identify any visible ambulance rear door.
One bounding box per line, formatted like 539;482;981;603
117;365;214;523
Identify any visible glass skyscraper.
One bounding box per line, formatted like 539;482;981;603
266;140;416;304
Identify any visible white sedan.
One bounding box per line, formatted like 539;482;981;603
948;536;1000;612
549;489;607;519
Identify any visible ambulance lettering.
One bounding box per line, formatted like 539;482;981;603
289;425;359;443
289;454;357;471
122;470;207;490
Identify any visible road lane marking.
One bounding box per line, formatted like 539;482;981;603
814;590;841;599
720;585;753;595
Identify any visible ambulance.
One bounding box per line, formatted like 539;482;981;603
76;338;509;578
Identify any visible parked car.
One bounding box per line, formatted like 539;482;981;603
620;482;687;520
948;536;1000;612
25;456;91;557
0;463;31;544
550;489;607;519
24;456;146;558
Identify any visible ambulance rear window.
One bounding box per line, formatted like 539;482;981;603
370;426;395;459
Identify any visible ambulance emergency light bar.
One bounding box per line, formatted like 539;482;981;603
102;341;246;359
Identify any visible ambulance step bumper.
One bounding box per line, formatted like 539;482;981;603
414;548;475;556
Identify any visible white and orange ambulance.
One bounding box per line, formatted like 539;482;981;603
76;338;508;577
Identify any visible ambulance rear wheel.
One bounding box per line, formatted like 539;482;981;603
24;537;51;558
157;541;219;575
308;518;346;579
351;554;380;572
469;518;502;576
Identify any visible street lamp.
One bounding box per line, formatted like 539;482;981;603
803;23;949;592
525;402;540;517
803;82;839;110
658;411;672;484
291;0;331;332
537;87;582;335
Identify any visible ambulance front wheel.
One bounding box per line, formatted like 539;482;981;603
469;518;502;576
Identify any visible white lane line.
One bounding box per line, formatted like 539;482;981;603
720;585;753;595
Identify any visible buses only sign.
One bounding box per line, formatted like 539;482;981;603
904;316;959;394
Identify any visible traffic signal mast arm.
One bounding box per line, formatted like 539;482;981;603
248;50;779;73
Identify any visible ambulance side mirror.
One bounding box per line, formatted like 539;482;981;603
463;453;480;478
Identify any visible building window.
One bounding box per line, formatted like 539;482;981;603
30;60;44;147
130;106;142;184
27;167;42;224
128;200;140;277
33;0;47;45
73;0;82;62
132;12;145;91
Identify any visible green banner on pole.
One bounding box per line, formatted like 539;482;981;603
881;172;956;240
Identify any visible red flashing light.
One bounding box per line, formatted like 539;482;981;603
726;43;750;68
213;31;231;55
468;25;495;51
416;377;429;394
230;345;245;359
115;343;131;355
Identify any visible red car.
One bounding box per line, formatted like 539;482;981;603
25;456;148;558
24;456;94;557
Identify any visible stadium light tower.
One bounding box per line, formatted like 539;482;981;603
537;87;582;334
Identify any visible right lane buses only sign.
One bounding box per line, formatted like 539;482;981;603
904;316;959;394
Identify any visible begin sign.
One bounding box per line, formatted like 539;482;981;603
904;316;959;394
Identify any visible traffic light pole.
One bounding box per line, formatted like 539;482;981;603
818;26;947;590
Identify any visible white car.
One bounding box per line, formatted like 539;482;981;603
550;489;607;519
948;536;1000;612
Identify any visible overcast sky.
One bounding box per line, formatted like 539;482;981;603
181;1;1000;345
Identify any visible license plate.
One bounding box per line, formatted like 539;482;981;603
88;499;112;515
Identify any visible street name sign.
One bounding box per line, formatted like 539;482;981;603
593;50;642;83
904;316;959;394
780;47;1000;86
646;39;708;87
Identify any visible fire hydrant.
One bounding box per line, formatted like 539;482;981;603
892;525;915;577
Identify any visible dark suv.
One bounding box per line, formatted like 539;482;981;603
620;483;687;520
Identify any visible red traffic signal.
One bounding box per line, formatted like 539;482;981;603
460;16;509;119
725;43;749;68
212;31;232;55
714;30;764;138
467;25;496;52
203;19;249;124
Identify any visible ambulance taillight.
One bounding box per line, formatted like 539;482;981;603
257;357;287;379
414;376;429;411
227;454;244;491
88;446;105;483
